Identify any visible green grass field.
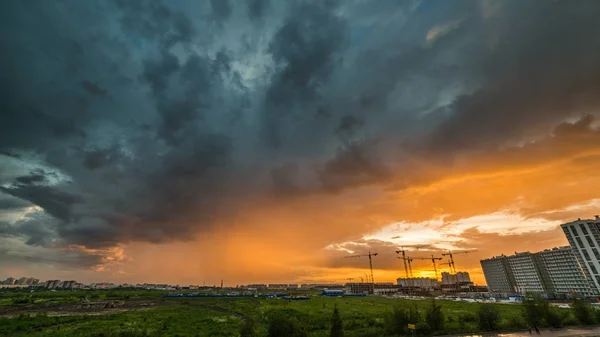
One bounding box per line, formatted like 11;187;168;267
0;289;591;336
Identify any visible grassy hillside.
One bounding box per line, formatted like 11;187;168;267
0;290;588;337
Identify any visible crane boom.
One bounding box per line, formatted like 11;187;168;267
396;249;410;278
413;255;443;281
441;250;478;274
345;251;378;284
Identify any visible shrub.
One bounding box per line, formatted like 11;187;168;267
384;305;408;336
240;318;257;337
415;322;432;336
572;297;596;325
267;312;307;337
477;304;501;331
425;299;444;332
330;304;344;337
544;309;562;328
522;293;549;327
562;313;579;326
507;315;528;330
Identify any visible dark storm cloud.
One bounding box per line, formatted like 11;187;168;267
0;185;82;223
2;0;600;270
210;0;232;21
247;0;268;20
82;145;122;170
263;0;347;147
422;0;600;156
81;80;108;96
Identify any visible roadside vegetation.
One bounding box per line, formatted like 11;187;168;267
1;289;599;336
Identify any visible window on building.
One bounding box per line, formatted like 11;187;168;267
580;224;589;235
590;264;598;275
572;226;580;237
587;236;596;248
577;237;585;247
583;249;592;261
593;249;600;260
596;275;600;285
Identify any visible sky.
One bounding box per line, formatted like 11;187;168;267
1;0;600;286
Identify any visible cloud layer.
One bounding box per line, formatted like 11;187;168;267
1;0;600;282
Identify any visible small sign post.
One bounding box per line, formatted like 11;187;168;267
408;323;416;337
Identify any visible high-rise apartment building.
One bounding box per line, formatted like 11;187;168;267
481;246;592;297
480;255;515;293
507;252;545;293
561;216;600;294
536;247;594;297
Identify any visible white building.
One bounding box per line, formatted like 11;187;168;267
397;277;439;289
441;272;471;285
481;245;594;297
537;246;593;297
507;252;545;293
561;217;600;294
480;256;515;293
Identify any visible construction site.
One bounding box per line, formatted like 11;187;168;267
338;247;486;295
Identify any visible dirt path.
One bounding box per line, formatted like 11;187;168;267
0;299;167;317
183;302;249;321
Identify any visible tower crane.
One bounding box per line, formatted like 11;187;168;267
345;251;378;284
441;250;478;274
395;248;410;278
395;244;429;278
413;255;443;281
396;256;414;277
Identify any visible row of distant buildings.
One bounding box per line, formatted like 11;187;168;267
481;217;600;299
1;277;39;286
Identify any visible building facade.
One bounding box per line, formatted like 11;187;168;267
480;256;515;293
441;272;471;285
536;246;594;297
396;277;439;289
481;245;593;297
561;217;600;295
507;252;545;293
345;283;374;294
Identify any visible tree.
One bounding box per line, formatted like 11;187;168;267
544;309;563;328
522;293;548;327
268;313;307;337
477;304;501;331
409;304;421;324
572;296;596;325
240;318;257;337
384;305;408;336
330;304;344;337
425;299;444;332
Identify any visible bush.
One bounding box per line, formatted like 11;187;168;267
459;312;477;323
522;293;549;327
477;304;501;331
267;312;307;337
415;322;432;336
544;309;563;328
384;305;408;336
11;295;33;305
506;315;528;330
562;313;579;326
408;305;421;324
425;299;444;332
572;297;596;325
240;318;257;337
330;304;344;337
